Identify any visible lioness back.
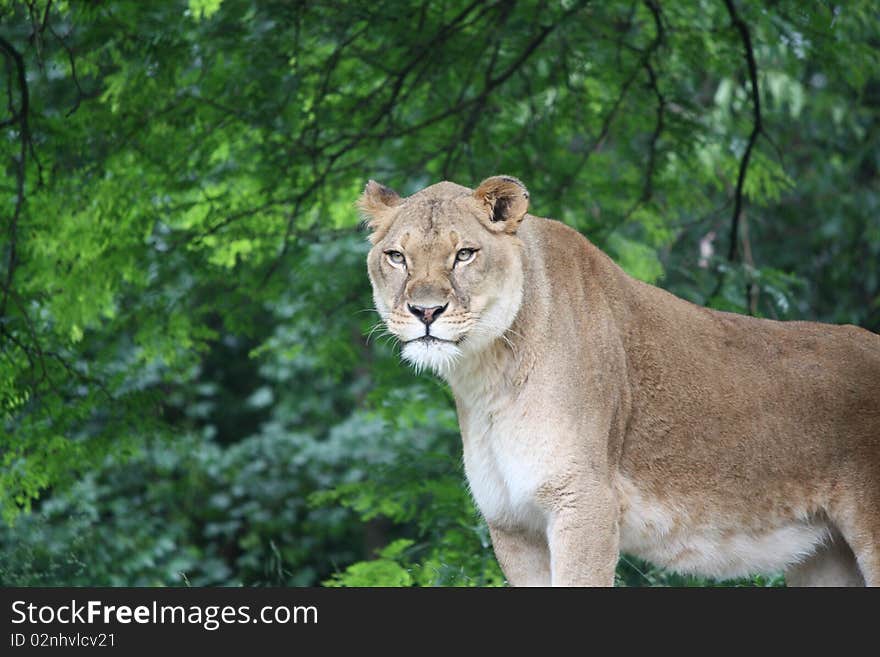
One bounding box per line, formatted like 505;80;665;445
525;215;880;579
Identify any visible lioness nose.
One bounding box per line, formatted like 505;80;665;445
408;303;448;326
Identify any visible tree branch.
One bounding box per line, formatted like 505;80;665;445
0;34;30;320
46;22;84;117
722;0;762;263
262;1;589;283
619;0;666;223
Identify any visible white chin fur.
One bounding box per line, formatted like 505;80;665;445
401;339;463;375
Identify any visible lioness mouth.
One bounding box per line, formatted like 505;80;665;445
404;336;459;346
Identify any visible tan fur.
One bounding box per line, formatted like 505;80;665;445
363;176;880;587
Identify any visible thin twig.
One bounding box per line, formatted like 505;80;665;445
722;0;762;263
619;0;666;223
46;22;84;117
0;34;29;320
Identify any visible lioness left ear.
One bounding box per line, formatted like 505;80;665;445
358;180;402;243
473;175;529;233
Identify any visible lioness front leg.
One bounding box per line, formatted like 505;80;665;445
488;524;551;586
546;487;619;586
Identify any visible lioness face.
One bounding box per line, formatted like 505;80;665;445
361;177;530;374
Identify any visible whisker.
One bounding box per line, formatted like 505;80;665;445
468;319;521;358
502;327;526;341
365;321;388;345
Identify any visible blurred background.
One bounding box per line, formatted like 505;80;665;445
0;0;878;586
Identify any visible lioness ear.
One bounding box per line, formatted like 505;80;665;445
473;175;529;233
358;180;402;243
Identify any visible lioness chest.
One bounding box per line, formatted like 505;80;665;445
456;374;551;534
461;404;549;534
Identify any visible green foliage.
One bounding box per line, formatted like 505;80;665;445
0;430;367;586
313;439;505;587
0;0;878;586
326;542;416;587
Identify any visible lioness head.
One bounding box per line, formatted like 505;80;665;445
362;176;530;374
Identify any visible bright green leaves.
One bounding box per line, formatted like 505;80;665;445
607;233;665;284
324;534;506;587
324;540;415;587
741;152;794;205
0;435;80;524
188;0;223;21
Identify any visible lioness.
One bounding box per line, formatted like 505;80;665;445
362;175;880;586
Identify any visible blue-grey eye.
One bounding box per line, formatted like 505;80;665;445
456;248;477;263
385;250;405;266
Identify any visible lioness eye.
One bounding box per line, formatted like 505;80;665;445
385;250;405;266
456;248;477;264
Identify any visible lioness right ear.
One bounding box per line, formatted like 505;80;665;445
473;175;529;233
358;180;402;243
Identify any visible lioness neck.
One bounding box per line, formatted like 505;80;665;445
445;215;554;401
